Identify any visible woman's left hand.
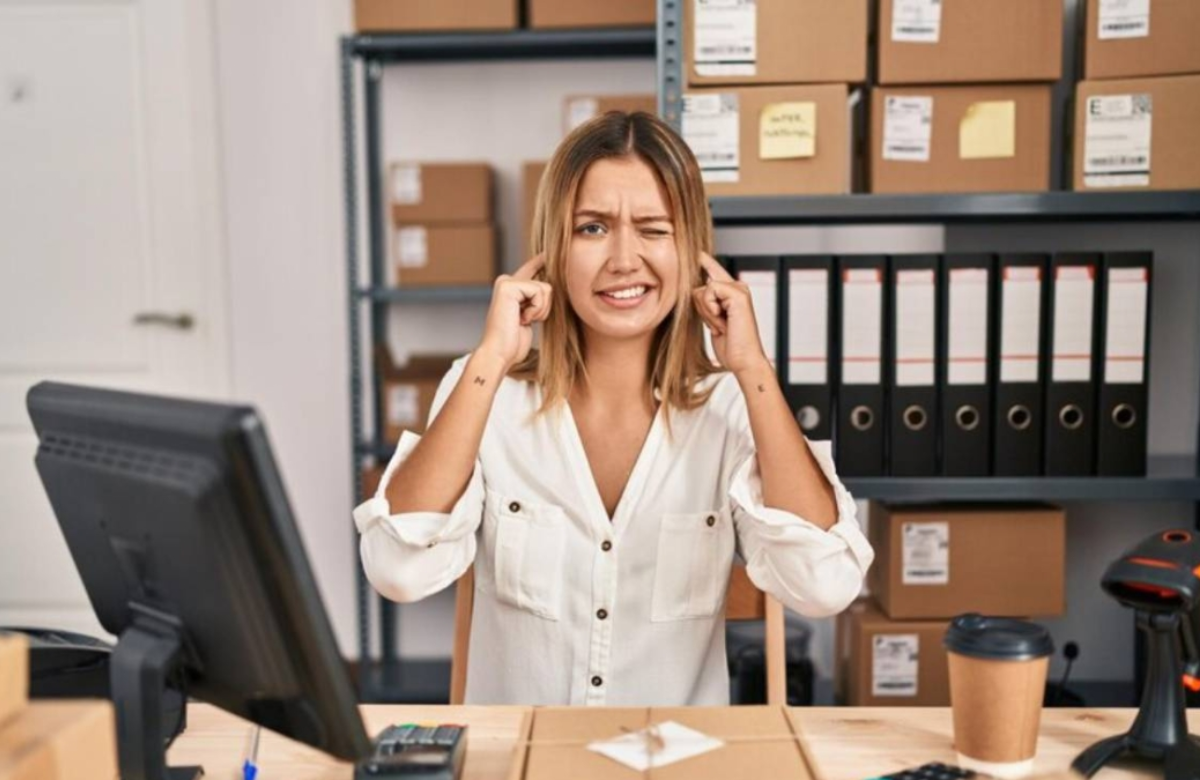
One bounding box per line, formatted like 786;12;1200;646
692;253;772;376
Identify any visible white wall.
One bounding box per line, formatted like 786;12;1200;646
213;0;358;657
210;2;1200;700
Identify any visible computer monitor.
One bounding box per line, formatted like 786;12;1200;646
26;382;373;780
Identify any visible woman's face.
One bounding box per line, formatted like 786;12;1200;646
564;156;681;344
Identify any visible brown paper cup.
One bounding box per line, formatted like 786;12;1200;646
948;651;1049;779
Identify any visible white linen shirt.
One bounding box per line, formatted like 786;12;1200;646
353;356;873;706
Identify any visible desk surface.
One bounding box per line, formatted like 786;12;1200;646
169;704;1191;779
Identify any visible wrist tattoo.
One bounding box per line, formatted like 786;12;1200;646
473;376;486;386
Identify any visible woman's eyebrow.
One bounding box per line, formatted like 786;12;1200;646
572;209;672;223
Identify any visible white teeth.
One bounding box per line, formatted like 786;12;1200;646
606;285;646;300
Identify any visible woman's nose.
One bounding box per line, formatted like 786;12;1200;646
606;224;642;272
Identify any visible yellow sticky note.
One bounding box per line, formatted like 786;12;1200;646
760;102;817;160
959;101;1016;160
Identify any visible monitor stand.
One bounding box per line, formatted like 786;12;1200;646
110;608;202;780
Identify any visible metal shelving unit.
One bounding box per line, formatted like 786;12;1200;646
341;27;656;702
654;0;1200;706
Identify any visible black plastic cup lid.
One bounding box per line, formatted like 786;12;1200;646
944;614;1054;661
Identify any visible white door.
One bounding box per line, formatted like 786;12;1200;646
0;0;230;638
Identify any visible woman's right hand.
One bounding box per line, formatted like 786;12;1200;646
477;255;552;370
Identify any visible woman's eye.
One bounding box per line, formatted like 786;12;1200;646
576;223;606;236
642;228;670;237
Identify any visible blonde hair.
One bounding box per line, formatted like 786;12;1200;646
513;110;722;420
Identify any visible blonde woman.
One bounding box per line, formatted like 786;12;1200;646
354;111;873;706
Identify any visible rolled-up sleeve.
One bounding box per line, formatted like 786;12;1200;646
729;438;874;618
353;357;484;603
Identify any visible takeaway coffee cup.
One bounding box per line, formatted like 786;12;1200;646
944;614;1054;779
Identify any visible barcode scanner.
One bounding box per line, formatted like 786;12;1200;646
1072;529;1200;779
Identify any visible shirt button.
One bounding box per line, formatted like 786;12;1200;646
508;501;521;513
706;515;716;527
591;675;603;687
596;608;608;620
601;540;613;552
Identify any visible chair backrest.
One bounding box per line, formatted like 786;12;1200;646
448;564;787;705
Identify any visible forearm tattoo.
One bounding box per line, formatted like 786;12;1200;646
473;376;486;386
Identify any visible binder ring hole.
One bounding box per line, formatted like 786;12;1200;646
903;405;928;432
1007;405;1032;431
1112;403;1137;430
796;405;821;432
955;405;980;432
1165;531;1191;543
849;405;874;432
1059;404;1085;431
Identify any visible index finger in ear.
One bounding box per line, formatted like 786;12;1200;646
699;253;734;284
512;254;546;281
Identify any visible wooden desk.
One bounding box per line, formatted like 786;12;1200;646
169;704;1194;779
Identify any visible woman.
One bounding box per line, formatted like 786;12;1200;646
354;111;873;706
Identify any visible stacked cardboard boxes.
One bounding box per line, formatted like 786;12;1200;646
562;94;657;135
354;0;518;32
527;0;654;30
680;0;868;197
1074;0;1200;192
871;0;1060;194
354;0;653;32
377;347;457;442
836;503;1066;706
0;633;118;780
389;162;497;288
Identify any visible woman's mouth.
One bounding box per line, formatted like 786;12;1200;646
597;284;653;309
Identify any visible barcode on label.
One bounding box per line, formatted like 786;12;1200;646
896;25;936;33
1103;21;1144;31
876;682;916;691
1089;155;1147;166
699;45;753;56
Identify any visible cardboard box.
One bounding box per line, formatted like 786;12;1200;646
868;502;1066;620
835;599;951;707
508;706;818;780
521;161;548;257
0;635;27;729
870;84;1052;194
355;0;518;32
378;349;457;442
526;0;654;29
682;84;856;197
1074;75;1200;192
0;701;116;780
1084;0;1200;80
392;223;497;288
390;163;493;225
563;94;657;135
361;465;386;500
878;0;1062;85
685;0;867;87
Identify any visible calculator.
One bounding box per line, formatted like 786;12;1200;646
354;723;467;779
867;762;982;780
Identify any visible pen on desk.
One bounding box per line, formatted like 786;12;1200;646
242;724;261;780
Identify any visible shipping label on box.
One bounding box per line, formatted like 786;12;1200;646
902;522;949;585
693;0;757;77
1098;0;1150;39
683;92;740;183
1083;93;1152;189
392;163;422;204
872;634;920;697
396;227;429;268
882;95;933;162
891;0;942;43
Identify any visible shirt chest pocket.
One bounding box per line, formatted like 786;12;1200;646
651;509;736;622
483;493;567;621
